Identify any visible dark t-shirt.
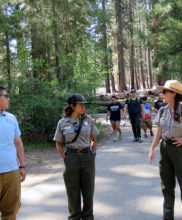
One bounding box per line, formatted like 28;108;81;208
125;98;143;118
154;100;167;111
107;102;123;121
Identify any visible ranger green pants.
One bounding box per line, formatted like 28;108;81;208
159;140;182;220
63;149;95;220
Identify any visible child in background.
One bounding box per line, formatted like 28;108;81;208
106;95;124;142
141;96;153;138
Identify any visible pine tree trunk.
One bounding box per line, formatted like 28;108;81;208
136;48;140;89
5;31;11;89
114;0;126;92
148;48;153;88
139;43;145;89
102;0;111;93
129;0;135;89
52;0;62;83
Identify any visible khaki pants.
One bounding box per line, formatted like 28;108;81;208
141;119;152;130
0;170;21;220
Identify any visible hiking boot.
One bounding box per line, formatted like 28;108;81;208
133;137;138;142
138;137;142;143
144;134;147;138
150;130;154;136
113;137;117;142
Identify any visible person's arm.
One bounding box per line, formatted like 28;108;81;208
91;136;97;153
14;136;26;182
148;127;162;164
140;104;145;118
106;111;110;121
149;104;152;117
123;104;128;119
56;141;65;160
154;102;158;113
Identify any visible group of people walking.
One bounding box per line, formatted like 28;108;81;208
0;80;182;220
106;88;154;143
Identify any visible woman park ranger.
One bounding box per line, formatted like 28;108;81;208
149;80;182;220
54;93;99;220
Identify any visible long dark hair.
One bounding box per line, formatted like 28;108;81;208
0;85;5;95
63;104;87;119
174;93;182;123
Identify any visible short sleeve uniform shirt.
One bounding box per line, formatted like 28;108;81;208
107;102;123;121
154;104;182;139
53;116;99;149
0;111;21;173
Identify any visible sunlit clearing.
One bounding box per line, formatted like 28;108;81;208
21;183;65;204
136;196;181;217
94;201;121;216
110;164;158;178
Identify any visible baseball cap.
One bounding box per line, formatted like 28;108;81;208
130;88;136;93
68;93;88;104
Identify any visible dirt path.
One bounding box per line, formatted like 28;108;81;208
17;114;181;220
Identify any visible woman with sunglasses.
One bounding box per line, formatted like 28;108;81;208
54;93;99;220
149;80;182;220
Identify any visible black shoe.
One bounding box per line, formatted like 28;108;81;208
133;137;138;142
150;131;154;136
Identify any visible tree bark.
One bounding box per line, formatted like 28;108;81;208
148;48;153;88
52;0;62;83
114;0;126;92
5;31;11;89
102;0;111;93
135;48;140;89
129;0;135;89
139;43;145;89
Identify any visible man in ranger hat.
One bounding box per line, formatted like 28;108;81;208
149;80;182;220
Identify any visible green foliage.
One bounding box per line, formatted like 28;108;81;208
152;0;182;79
9;78;63;142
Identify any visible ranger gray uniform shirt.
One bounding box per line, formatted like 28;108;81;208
154;104;182;139
53;116;99;149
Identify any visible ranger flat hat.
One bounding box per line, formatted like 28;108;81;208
68;93;88;104
156;80;182;96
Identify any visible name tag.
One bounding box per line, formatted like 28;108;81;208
64;126;72;129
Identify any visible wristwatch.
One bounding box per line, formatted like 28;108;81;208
19;165;26;169
92;152;96;157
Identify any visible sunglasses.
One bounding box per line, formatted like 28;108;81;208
163;90;173;94
0;94;9;99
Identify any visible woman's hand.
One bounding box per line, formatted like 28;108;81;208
148;149;155;164
172;137;182;146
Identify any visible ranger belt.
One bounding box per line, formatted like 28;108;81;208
163;138;176;145
67;147;89;155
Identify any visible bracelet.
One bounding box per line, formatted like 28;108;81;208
19;165;26;169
